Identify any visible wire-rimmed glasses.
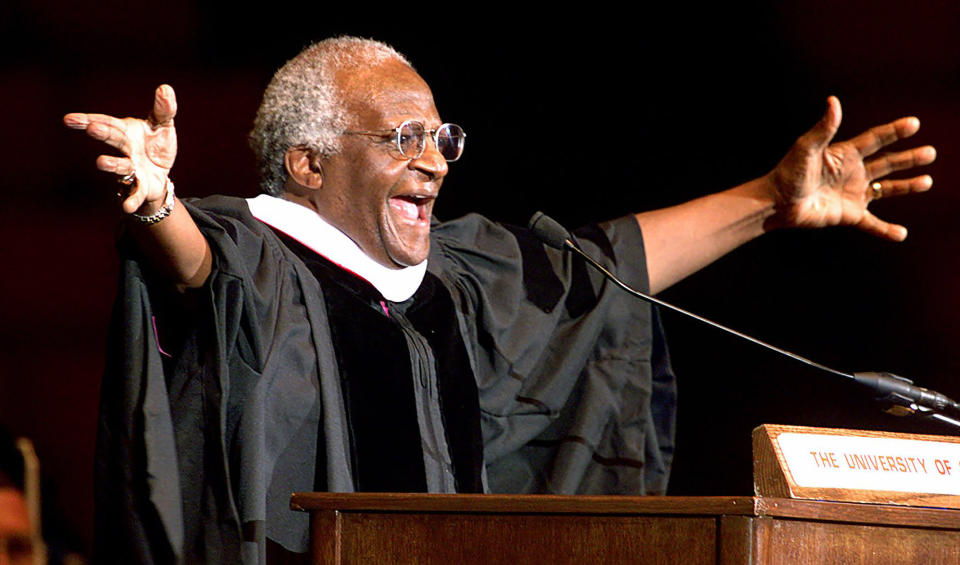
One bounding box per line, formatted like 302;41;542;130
345;119;466;162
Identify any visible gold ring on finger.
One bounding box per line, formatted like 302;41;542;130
870;181;883;200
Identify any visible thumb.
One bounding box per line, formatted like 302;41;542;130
148;84;177;128
803;96;842;150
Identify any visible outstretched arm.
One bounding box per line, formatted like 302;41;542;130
64;85;212;291
638;96;936;294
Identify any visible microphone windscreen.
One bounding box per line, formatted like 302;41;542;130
528;211;571;249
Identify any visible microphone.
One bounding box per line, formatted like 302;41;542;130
528;211;572;250
528;211;960;427
852;371;960;416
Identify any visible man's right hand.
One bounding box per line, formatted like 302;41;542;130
64;84;178;215
65;85;211;290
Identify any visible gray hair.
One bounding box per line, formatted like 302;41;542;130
249;36;411;196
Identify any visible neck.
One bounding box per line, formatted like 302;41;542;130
279;189;321;215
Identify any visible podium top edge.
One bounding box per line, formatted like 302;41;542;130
290;492;960;528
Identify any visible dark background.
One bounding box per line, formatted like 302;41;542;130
3;1;960;557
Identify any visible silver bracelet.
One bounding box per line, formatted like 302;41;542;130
132;179;175;224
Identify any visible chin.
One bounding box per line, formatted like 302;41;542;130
389;252;427;268
387;242;430;268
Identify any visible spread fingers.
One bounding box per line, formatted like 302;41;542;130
96;155;135;176
850;116;921;158
65;113;134;154
865;146;937;179
870;175;933;200
856;210;908;242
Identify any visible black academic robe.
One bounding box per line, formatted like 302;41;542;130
94;196;676;563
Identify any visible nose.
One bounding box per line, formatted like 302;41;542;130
410;136;448;181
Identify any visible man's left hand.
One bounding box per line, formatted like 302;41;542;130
766;96;936;241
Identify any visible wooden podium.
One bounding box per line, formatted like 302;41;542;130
290;492;960;564
291;426;960;563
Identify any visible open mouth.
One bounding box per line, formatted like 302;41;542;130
389;194;433;223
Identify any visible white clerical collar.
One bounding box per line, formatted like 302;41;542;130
246;194;427;302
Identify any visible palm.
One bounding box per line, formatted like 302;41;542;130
123;112;177;202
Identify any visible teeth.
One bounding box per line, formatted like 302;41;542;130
390;197;420;220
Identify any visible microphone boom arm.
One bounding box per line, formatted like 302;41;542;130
528;211;960;430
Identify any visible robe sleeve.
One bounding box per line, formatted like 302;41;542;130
95;196;349;564
429;213;677;495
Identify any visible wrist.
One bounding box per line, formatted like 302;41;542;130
754;173;791;232
131;178;175;224
753;173;781;207
716;177;780;235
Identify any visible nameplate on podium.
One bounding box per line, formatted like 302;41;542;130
754;424;960;508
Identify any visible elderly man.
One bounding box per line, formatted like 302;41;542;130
66;37;934;563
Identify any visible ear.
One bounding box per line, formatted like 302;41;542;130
284;146;324;189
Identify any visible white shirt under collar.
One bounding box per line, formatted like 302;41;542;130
246;194;427;302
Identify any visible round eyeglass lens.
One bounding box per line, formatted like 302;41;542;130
398;121;426;159
437;124;465;161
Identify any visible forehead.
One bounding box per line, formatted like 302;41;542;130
337;59;440;127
